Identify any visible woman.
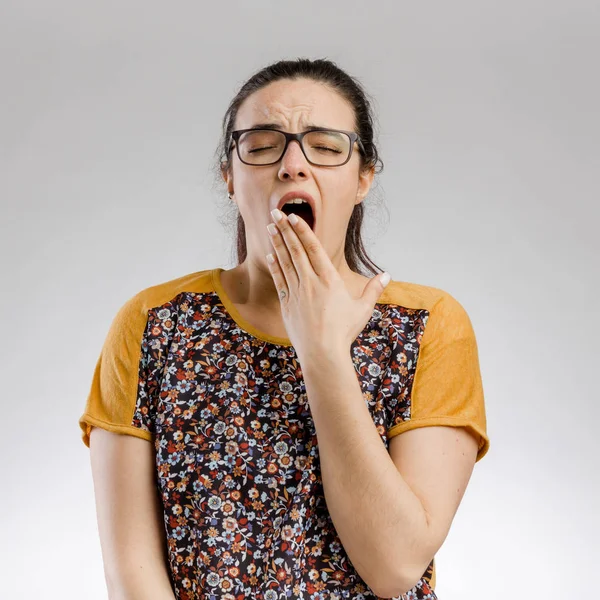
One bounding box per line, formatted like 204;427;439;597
79;58;490;600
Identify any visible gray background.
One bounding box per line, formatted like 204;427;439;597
1;1;598;597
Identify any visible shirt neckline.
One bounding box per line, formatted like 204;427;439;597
210;267;294;348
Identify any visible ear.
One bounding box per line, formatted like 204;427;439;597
355;165;375;205
221;160;235;200
220;160;229;183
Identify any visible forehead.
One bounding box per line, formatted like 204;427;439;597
235;78;356;131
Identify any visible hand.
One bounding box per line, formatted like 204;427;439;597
265;208;391;362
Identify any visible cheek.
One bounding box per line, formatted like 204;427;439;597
322;182;359;223
233;172;272;222
238;200;269;238
234;195;275;247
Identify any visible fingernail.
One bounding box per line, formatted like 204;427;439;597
288;213;299;226
380;272;391;287
271;208;283;222
267;223;278;236
266;253;275;264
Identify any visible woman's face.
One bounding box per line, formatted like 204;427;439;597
223;78;374;268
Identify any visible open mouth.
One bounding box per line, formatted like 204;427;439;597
281;202;315;230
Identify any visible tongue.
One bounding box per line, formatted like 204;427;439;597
282;203;314;229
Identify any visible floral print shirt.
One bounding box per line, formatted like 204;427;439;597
79;267;489;599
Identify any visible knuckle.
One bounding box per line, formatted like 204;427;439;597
280;258;293;271
289;244;303;258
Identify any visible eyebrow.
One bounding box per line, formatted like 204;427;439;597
248;123;330;132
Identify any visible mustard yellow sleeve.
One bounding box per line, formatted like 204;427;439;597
78;293;156;448
387;292;490;463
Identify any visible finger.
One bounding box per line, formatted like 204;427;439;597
287;212;336;278
267;220;298;291
265;252;288;301
271;209;314;282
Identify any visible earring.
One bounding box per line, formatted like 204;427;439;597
228;192;233;199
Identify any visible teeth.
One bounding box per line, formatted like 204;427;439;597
284;198;308;205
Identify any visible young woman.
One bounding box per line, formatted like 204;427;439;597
79;58;490;600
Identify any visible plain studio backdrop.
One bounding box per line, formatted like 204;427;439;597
1;1;597;598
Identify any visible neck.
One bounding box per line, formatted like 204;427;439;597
222;250;363;309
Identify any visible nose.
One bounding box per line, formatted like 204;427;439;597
278;139;308;177
283;139;306;161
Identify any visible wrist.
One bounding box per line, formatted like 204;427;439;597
298;345;352;372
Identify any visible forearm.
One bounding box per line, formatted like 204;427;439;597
301;349;432;597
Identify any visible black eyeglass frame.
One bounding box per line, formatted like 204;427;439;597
228;127;366;167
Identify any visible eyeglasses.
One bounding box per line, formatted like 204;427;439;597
228;127;365;167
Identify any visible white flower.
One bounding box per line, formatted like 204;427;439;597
279;381;293;393
208;496;222;510
368;363;382;377
214;421;227;434
274;441;289;455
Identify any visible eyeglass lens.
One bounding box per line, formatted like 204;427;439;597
237;130;351;166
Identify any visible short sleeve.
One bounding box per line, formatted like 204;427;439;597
386;291;490;463
78;293;157;448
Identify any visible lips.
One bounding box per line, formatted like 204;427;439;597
275;191;317;230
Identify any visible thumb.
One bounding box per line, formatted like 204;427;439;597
362;271;391;305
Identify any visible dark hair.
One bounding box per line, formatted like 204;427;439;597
211;57;388;277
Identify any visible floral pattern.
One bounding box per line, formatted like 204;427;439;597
131;290;436;599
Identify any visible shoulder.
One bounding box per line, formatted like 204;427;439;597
101;268;219;346
379;278;476;341
115;268;218;320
